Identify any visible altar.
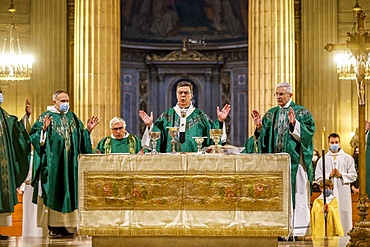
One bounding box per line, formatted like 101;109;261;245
78;153;292;246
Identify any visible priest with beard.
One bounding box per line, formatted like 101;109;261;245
139;81;231;153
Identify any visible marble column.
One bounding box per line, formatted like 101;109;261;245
74;0;120;145
248;0;295;135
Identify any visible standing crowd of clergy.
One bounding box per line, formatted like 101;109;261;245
0;81;360;240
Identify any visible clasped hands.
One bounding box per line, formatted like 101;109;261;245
329;168;342;179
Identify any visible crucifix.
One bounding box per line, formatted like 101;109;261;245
324;2;370;245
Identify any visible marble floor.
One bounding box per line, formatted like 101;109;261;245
0;236;351;247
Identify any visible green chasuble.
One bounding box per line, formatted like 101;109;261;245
0;108;31;213
242;136;258;153
256;102;315;205
95;135;142;154
153;107;222;153
29;110;93;213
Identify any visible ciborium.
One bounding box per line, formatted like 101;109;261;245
166;127;179;154
192;136;206;153
209;129;223;154
149;131;161;154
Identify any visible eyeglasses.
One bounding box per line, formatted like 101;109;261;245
112;127;124;131
274;92;288;97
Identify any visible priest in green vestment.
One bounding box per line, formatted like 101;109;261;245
250;82;315;237
0;91;31;239
95;117;142;154
139;81;231;153
242;136;258;153
29;90;99;238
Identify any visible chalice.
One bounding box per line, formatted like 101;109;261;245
149;131;161;154
192;137;206;153
209;129;223;154
166;127;179;154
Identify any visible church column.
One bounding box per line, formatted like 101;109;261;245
74;0;120;145
248;0;295;134
30;0;68;122
300;0;338;149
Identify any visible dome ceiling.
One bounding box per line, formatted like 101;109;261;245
121;0;248;44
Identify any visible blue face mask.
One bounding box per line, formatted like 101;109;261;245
325;189;333;197
0;93;4;104
59;102;69;113
330;144;340;152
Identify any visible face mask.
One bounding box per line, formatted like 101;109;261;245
312;155;318;162
330;144;340;152
325;189;333;197
59;103;69;113
0;93;3;104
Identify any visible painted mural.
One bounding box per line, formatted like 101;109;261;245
121;0;248;43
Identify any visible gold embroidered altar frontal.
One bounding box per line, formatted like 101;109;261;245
78;153;292;237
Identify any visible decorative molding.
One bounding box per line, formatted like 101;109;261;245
147;50;223;62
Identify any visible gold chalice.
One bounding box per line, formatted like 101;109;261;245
192;136;206;153
209;129;223;154
149;131;161;154
166;127;179;154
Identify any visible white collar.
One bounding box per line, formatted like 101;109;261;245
47;105;67;114
174;103;195;118
279;98;292;109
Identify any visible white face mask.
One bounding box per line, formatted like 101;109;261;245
312;155;318;162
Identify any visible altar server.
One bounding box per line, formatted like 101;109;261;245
315;132;357;235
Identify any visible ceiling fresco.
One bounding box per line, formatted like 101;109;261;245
121;0;248;44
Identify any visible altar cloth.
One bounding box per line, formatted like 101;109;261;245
78;153;292;237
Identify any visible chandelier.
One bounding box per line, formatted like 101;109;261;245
0;0;34;81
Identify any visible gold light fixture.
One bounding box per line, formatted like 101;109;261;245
353;0;362;12
0;0;34;81
334;52;358;80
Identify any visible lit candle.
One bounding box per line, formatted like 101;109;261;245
322;127;325;151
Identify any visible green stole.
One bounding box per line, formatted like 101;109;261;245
97;135;139;154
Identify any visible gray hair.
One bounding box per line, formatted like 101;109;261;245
276;82;292;94
109;117;126;129
52;90;68;101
